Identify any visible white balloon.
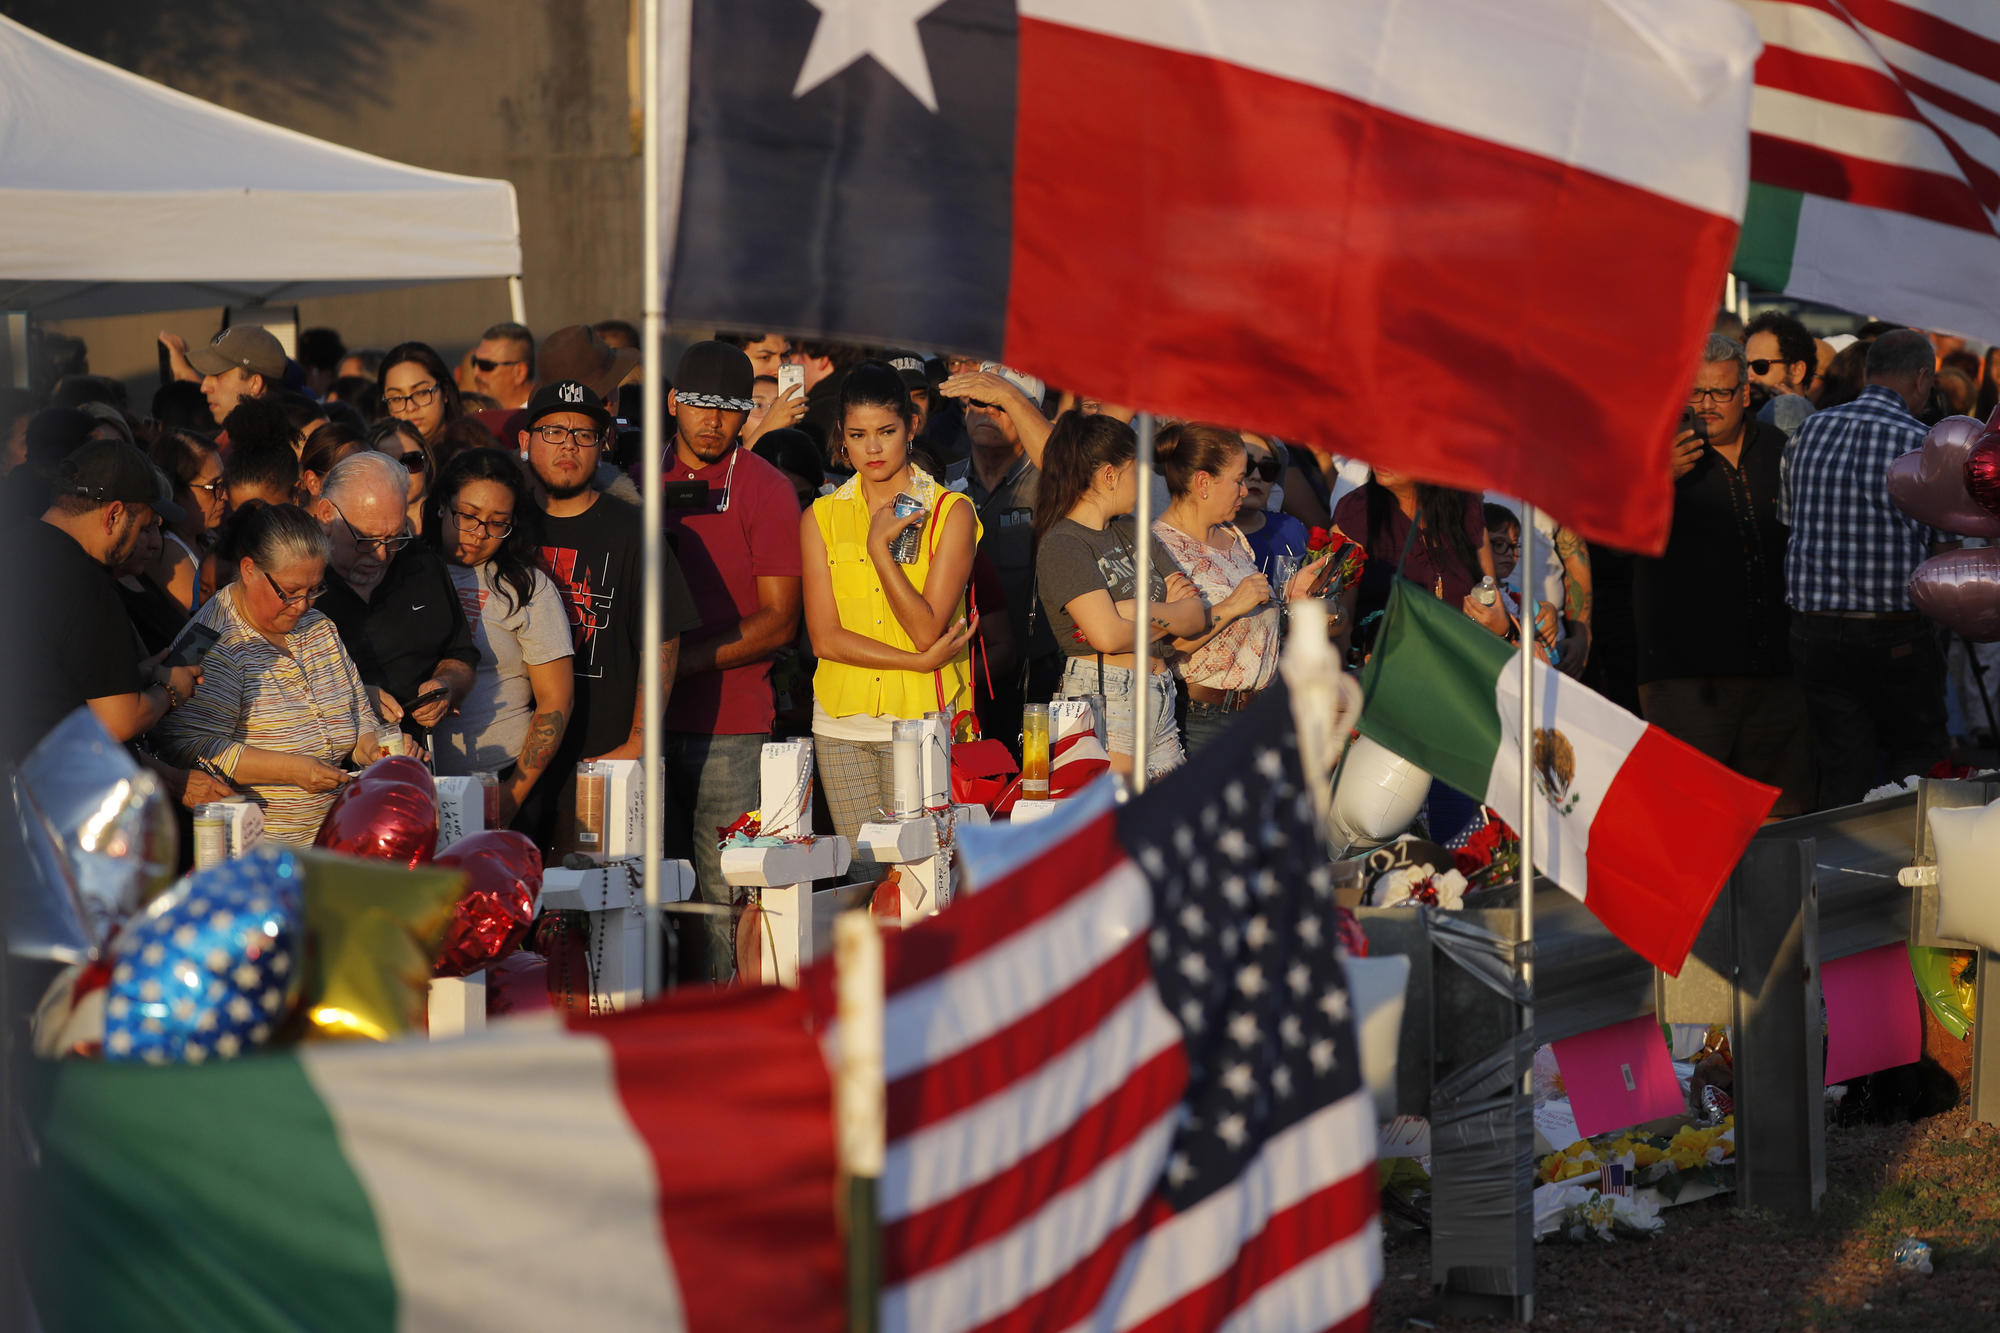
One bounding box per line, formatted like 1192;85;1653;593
1330;735;1430;852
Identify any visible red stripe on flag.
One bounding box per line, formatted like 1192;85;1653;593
886;934;1157;1136
802;812;1128;1020
952;1196;1176;1333
1122;1162;1381;1333
1584;724;1777;976
1754;46;2000;212
1749;131;1993;232
1005;18;1737;555
576;987;843;1333
1836;0;2000;88
882;1046;1188;1283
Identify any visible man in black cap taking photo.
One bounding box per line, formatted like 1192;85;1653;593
0;440;202;759
657;341;804;982
522;379;701;856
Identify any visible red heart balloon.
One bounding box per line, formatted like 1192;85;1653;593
315;776;439;867
432;831;543;977
1963;432;2000;520
365;755;437;793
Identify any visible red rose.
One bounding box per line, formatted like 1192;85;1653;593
1308;526;1331;548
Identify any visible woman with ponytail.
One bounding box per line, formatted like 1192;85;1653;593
800;361;980;847
1034;413;1208;777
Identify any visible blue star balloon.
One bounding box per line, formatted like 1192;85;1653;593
101;846;304;1065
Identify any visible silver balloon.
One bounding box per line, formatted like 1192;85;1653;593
1909;548;2000;643
8;708;176;962
1886;416;2000;538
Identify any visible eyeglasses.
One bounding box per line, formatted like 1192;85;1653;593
451;507;514;539
530;424;605;450
261;569;326;608
394;451;428;474
188;478;225;495
1686;386;1742;405
1491;538;1519;556
1246;456;1282;482
471;356;524;373
383;382;440;413
328;501;414;556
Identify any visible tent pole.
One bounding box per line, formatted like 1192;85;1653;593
638;0;664;999
508;275;527;326
1130;414;1155;793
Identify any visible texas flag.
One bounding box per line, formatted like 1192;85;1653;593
663;0;1761;553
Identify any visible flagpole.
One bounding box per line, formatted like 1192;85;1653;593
1517;504;1536;1029
639;0;665;999
1131;413;1155;793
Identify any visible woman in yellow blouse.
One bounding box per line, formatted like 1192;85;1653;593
800;362;979;845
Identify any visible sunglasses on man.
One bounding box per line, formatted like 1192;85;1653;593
1746;358;1800;377
472;356;525;373
1246;456;1282;482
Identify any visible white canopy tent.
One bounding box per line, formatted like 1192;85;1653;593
0;13;522;322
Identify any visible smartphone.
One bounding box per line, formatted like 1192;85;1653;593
776;363;805;400
1678;406;1707;441
662;479;711;509
163;622;221;670
404;685;450;714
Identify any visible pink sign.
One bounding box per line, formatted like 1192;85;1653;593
1551;1016;1683;1139
1823;943;1922;1085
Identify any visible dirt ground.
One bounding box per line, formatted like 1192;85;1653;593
1373;1107;2000;1331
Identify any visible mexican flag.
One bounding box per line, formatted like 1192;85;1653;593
1732;0;2000;341
28;989;843;1333
1357;581;1777;974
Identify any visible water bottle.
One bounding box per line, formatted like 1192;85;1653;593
1474;575;1498;606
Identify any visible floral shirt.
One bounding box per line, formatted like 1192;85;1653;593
1153;520;1281;693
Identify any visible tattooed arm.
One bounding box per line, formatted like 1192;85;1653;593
1553;524;1593;674
502;657;575;825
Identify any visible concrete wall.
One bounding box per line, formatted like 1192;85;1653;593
6;0;643;389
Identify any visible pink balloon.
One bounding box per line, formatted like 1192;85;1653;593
1887;417;2000;537
1910;548;2000;642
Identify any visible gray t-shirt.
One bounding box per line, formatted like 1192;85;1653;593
434;562;575;774
1036;516;1183;659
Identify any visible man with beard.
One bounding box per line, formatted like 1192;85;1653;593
1;440;200;758
658;341;803;982
524;380;700;855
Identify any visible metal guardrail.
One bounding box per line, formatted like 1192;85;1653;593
1359;780;1997;1322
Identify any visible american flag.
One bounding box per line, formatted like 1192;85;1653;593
812;686;1380;1333
1739;0;2000;331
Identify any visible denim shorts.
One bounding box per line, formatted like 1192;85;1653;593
1061;656;1183;777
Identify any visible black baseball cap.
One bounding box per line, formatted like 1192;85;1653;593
523;380;613;430
56;440;185;523
673;341;755;411
885;350;931;392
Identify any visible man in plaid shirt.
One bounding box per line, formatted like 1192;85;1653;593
1784;329;1953;808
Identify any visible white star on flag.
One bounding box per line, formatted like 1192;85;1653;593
1320;989;1350;1023
1221;1063;1255;1098
793;0;947;112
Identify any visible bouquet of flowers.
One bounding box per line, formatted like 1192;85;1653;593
1450;809;1521;887
1303;527;1366;598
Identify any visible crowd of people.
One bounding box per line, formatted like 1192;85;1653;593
1;305;1988;977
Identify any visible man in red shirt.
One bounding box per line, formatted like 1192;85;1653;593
657;341;805;981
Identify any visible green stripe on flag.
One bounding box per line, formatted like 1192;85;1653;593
31;1053;398;1332
1733;183;1803;293
1356;579;1512;798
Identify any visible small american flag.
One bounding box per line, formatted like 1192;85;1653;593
812;685;1381;1333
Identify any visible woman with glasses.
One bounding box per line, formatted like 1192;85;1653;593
1233;432;1309;587
154;503;389;844
366;418;436;534
148;428;227;612
426;449;574;827
375;342;463;453
801;362;979;848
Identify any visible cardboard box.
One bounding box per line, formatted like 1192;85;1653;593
433;776;485;852
760;739;814;837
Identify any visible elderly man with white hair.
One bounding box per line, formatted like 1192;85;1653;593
312;450;478;736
